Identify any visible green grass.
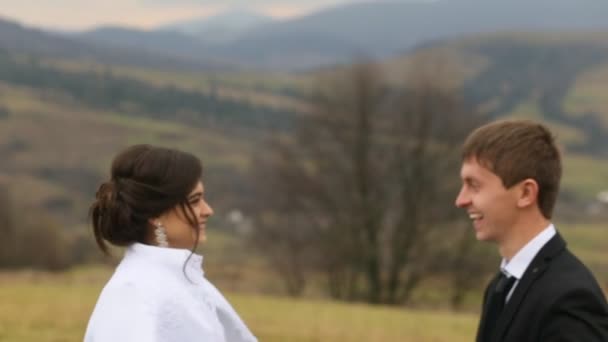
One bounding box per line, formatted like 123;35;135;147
563;61;608;129
491;95;608;200
0;81;256;218
0;267;477;342
560;223;608;276
383;45;491;87
3;46;608;223
38;58;311;112
562;155;608;198
495;96;608;199
505;98;588;146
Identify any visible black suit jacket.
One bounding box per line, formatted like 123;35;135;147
477;233;608;342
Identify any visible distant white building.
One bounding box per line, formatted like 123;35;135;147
226;209;253;235
227;209;244;225
597;191;608;204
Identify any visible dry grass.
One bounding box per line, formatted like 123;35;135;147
0;266;477;342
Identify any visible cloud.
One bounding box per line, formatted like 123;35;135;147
141;0;345;8
0;0;224;30
0;0;371;30
139;0;356;19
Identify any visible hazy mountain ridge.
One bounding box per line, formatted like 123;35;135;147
7;1;608;71
0;16;232;70
158;9;275;43
75;0;608;70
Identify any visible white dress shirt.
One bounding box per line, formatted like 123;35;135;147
499;224;556;302
84;243;258;342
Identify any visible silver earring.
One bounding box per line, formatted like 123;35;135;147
154;222;169;247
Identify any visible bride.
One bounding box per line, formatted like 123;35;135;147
84;144;257;342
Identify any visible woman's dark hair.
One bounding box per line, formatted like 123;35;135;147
90;144;202;254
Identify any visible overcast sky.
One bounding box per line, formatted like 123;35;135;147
0;0;363;31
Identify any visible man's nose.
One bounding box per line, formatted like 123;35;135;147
455;188;470;208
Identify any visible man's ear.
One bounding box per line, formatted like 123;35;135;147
517;178;539;209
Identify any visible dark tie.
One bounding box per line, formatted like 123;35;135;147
480;272;517;342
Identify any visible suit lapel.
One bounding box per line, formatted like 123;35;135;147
492;233;567;341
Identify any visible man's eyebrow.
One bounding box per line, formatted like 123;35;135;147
463;176;478;184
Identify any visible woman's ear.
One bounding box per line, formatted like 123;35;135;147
148;217;162;227
517;178;539;209
149;208;173;226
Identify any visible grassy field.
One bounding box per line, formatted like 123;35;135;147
560;223;608;281
1;76;607;217
1;222;607;342
0;266;477;342
4;39;608;219
0;81;257;221
562;155;608;198
563;61;608;128
38;58;312;113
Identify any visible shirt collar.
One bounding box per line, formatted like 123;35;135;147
500;224;556;280
127;242;205;279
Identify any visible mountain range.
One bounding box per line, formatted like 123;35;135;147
158;9;275;43
4;0;608;71
80;0;608;70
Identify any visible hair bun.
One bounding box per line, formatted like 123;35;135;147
95;181;117;209
96;181;115;197
90;144;203;254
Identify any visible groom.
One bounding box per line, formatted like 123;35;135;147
455;119;608;341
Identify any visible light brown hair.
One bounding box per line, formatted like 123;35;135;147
462;119;561;218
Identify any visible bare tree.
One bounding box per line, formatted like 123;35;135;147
252;58;487;304
382;60;485;303
447;225;497;310
0;185;17;268
0;184;74;270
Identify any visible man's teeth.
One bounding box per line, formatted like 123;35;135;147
469;213;483;220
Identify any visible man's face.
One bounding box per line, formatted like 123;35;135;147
455;158;519;243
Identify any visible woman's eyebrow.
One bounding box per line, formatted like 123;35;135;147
188;191;203;199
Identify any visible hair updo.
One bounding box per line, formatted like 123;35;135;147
90;144;203;253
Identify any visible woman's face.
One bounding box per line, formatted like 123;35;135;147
153;181;213;248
